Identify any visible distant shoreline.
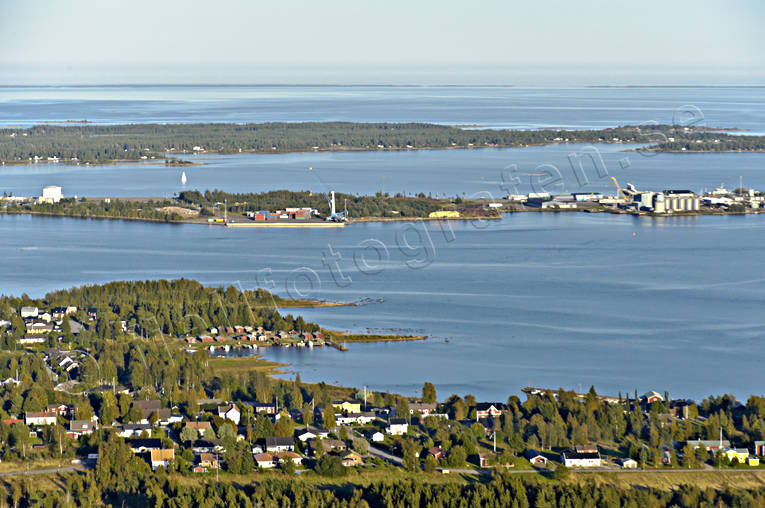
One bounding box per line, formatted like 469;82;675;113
3;122;762;166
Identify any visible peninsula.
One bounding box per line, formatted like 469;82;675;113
2;279;765;507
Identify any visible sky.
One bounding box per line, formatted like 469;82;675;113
1;0;764;85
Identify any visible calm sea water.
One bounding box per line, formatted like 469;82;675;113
2;85;765;131
3;146;765;200
1;85;764;401
1;212;764;401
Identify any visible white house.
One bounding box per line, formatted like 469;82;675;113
20;306;39;318
25;411;57;426
150;449;174;470
254;453;276;468
68;420;97;439
297;430;317;442
265;437;294;452
118;423;153;438
217;404;241;425
386;418;408;436
618;458;638;469
561;446;602;467
371;431;385;442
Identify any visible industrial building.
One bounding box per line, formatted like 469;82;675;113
662;190;700;212
624;189;699;213
38;185;63;204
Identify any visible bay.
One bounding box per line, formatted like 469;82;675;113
1;212;763;401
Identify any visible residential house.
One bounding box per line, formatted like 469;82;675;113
297;426;329;442
409;402;437;417
386;418;408;436
264;437;294;452
643;391;664;404
150;449;174;470
297;429;317;442
128;438;163;454
25;321;53;333
473;403;507;421
669;400;693;419
749;457;760;466
192;465;207;473
617;458;638;469
19;335;47;344
426;446;444;461
756;441;765;456
191;439;223;455
524;449;548;466
68;420;96;439
133;400;162;422
273;451;302;466
25;411;57;426
341;451;363;467
309;439;345;456
185;421;213;438
198;453;219;469
371;431;385;443
332;400;362;414
254;453;276;468
245;402;276;415
118;423;152;438
46;404;71;417
723;448;750;464
474;453;489;468
217;404;241;425
20;306;38;318
51;307;68;320
561;447;602;467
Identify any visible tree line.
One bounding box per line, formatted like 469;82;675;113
178;189;444;218
10;467;765;507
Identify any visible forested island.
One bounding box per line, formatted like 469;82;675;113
1;122;763;164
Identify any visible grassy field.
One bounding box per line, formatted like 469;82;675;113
206;354;287;375
0;458;75;474
572;469;765;490
325;331;427;343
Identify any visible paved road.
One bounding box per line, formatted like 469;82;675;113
351;429;403;467
0;465;84;478
367;443;403;467
439;466;759;475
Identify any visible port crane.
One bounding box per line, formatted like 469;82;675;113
610;176;637;203
308;167;348;222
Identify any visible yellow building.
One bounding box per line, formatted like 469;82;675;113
748;457;760;466
723;448;750;463
332;400;362;413
428;210;461;218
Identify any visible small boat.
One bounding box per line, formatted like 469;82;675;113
181;171;187;185
444;338;450;343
